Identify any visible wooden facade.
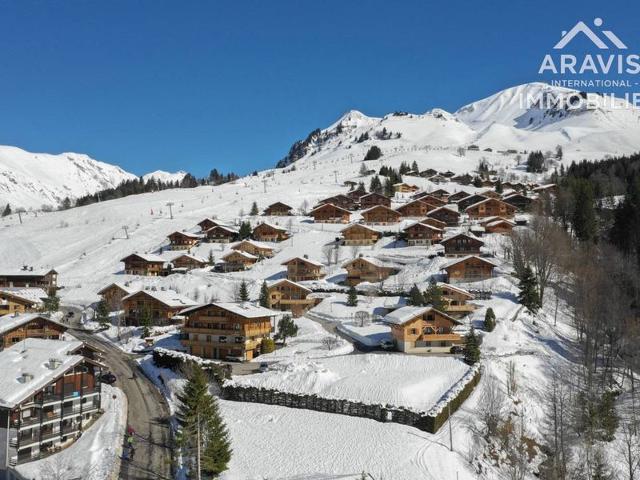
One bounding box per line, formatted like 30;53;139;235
180;303;276;361
395;200;437;218
252;222;290;242
120;254;165;276
167;231;201;250
197;218;220;232
481;217;515;235
221;250;259;271
447;191;470;203
385;306;462;353
403;222;443;246
465;198;517;219
263;202;293;216
0;315;67;349
232;240;274;258
359;192;391;210
427;207;460;226
438;283;476;317
171;254;208;271
440;233;484;257
281;256;325;282
267;279;316;317
502;193;534;211
310;203;351;224
343;257;398;286
205;225;239;243
341;224;382;246
317;194;357;211
456;194;488;211
418;217;448;230
97;283;135;309
361;205;402;225
443;256;496;283
0;289;45;315
413;193;446;207
122;290;196;326
393;183;419;193
0;269;58;294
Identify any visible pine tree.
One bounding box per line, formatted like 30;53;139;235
363;145;382;161
276;315;298;346
484;307;496;332
571;179;597;242
1;203;11;217
259;281;269;308
249;201;259;216
517;265;540;313
463;327;480;365
359;163;369;176
495;178;503;194
411;160;419;173
208;249;215;266
407;284;424;306
42;293;60;313
369;175;383;195
260;337;275;354
176;364;232;479
95;300;110;328
139;305;152;337
239;280;249;302
423;282;446;311
383;177;394;197
347;286;358;306
238;221;252;239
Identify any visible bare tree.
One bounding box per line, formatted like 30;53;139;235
322;245;334;266
619;419;640;480
480;374;505;436
322;335;340;351
506;360;517;397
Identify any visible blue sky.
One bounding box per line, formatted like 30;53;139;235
0;0;637;177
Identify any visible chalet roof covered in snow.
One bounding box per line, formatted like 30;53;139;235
441;255;499;270
266;278;312;293
281;256;325;268
122;289;197;308
222;250;258;260
254;222;288;232
120;253;165;263
0;287;48;304
180;302;277;318
382;305;461;326
0;338;85;408
0;313;67;336
97;282;137;295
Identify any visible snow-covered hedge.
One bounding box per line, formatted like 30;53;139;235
152;347;231;380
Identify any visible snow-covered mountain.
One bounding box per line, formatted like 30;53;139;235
142;170;188;184
277;82;640;169
0;146;137;211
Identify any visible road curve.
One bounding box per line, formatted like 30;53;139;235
71;329;174;480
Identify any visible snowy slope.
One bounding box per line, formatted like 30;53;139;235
142;170;187;184
0;145;137;210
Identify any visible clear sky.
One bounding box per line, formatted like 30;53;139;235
0;0;637;177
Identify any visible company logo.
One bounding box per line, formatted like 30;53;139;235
554;18;627;50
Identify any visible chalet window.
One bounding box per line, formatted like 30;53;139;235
219;336;227;343
409;328;417;335
233;324;240;331
206;335;212;343
234;337;243;344
426;314;434;321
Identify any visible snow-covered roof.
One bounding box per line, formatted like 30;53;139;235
485;218;515;228
403;221;442;232
427;206;460;216
0;313;66;336
223;250;258;260
254;222;288;232
441;232;484;245
122;289;197;308
464;197;511;211
281;256;324;268
232;239;273;250
441;255;498;270
120;253;165;263
170;253;207;263
382;306;432;325
340;223;381;234
180;302;277;318
0;268;57;276
206;225;239;234
0;338;85;408
97;282;137;295
361;205;399;215
436;282;473;297
267;278;312;293
342;256;398;269
0;287;48;305
309;203;351;214
168;231;203;239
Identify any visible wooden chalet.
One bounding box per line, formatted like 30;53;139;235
346;186;368;203
481;217;515;235
465;198;517;219
456;194;488;211
502;193;535;211
428;175;448;184
0;313;67;349
232;239;275;258
443;256;497;283
0;268;58;294
221;250;258;271
393;183;419;193
341;224;382;246
440;233;484;257
343;256;399;286
383;306;462;353
167;231;202;250
122;289;196;326
0;339;103;468
403;222;443;246
438;283;477;318
420;168;438;178
395;200;437;218
267;279;317;317
413;192;446;207
316;194;357;211
428;189;450;201
426;206;461;226
359;192;391;210
479;189;502;199
180;302;277;361
0;288;47;315
361;205;402;225
442;170;456;178
263;202;293;216
252;222;290;242
205;225;239;243
447;191;470;203
198;218;221;232
171;254;208;271
281;256;325;282
98;282;136;309
309;203;351;224
533;184;558;195
418;217;448;230
120;253;165;276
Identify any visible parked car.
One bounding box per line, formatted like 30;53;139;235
226;355;244;363
100;372;117;384
450;346;464;354
379;340;395;351
258;362;270;373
